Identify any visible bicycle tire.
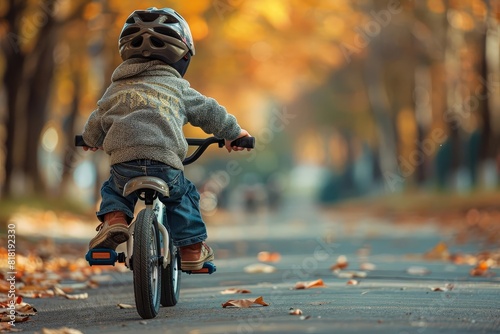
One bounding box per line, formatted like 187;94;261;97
160;240;181;307
132;209;161;319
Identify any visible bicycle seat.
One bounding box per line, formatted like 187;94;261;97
123;176;170;197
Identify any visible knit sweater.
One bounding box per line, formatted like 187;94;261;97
82;59;241;170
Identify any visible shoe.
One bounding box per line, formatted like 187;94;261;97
89;212;129;250
179;242;214;271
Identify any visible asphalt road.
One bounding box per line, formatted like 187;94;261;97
17;202;500;334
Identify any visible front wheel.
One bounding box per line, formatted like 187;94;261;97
132;209;161;319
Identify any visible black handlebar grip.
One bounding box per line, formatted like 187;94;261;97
75;135;87;147
230;136;255;148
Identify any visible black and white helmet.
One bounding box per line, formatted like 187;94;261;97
118;7;195;64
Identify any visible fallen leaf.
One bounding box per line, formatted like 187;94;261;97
335;271;367;279
64;293;88;300
243;263;276;274
346;279;359;285
41;327;84;334
330;255;348;270
0;322;12;331
117;303;134;309
289;308;303;315
359;262;376;271
52;286;88;300
220;288;252;295
257;251;281;263
424;241;450;261
406;266;430;276
222;296;269;308
0;296;37;323
0;315;29;323
469;263;495;277
293;279;326;289
430;283;454;292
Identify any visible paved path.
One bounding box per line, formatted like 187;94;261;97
17;202;500;333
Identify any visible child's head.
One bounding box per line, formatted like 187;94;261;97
118;7;195;76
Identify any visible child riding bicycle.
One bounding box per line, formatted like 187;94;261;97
80;7;252;271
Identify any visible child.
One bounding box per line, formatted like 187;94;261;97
81;7;252;271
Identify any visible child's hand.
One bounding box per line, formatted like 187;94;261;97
225;129;252;152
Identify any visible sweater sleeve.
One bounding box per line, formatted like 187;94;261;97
82;108;106;148
183;86;241;141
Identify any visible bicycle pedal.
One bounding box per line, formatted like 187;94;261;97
86;248;123;266
183;262;216;275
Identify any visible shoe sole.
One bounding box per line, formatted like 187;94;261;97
181;252;215;271
89;228;129;250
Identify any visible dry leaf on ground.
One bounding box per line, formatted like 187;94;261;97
53;287;88;300
41;327;84;334
406;266;430;276
117;303;134;309
243;263;276;274
0;296;37;323
257;251;282;263
430;283;454;292
293;279;326;289
359;262;376;271
346;279;359;285
220;288;252;295
469;260;495;277
335;271;367;279
330;255;348;271
424;241;450;261
222;296;269;308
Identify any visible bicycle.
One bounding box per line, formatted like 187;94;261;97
75;135;255;319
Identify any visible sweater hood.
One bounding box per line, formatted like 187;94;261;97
111;58;181;82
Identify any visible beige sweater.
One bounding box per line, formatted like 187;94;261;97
82;58;241;170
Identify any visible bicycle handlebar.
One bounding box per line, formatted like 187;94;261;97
74;135;255;166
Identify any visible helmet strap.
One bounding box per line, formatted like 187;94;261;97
169;53;191;77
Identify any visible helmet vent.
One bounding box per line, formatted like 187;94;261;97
131;36;143;47
125;17;135;24
150;37;165;48
121;27;140;37
137;12;160;22
153;26;180;39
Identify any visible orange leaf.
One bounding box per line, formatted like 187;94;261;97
293;279;326;289
222;296;269;308
346;279;359;285
470;260;495;277
330;255;348;270
424;241;450;260
220;288;252;295
257;251;281;263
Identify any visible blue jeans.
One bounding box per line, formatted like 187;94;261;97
96;159;207;247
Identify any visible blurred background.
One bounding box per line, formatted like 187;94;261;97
0;0;499;238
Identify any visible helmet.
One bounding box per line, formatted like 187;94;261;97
118;7;195;64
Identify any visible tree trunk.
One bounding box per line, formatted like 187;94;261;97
59;70;81;197
1;0;28;197
22;5;58;195
364;54;399;192
479;0;500;187
444;5;466;190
